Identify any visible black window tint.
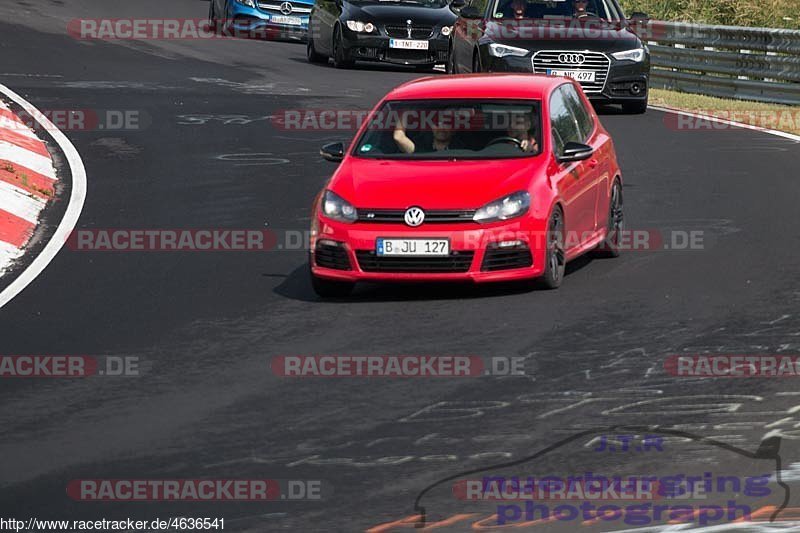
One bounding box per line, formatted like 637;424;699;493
550;86;581;154
561;84;595;142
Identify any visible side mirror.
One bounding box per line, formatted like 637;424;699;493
450;0;467;10
459;6;482;18
321;142;345;162
558;141;594;163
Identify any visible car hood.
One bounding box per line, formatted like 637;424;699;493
330;157;543;209
345;3;457;25
485;20;642;53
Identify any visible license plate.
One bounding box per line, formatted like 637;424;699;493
547;69;596;82
389;39;429;50
271;15;302;25
376;238;449;256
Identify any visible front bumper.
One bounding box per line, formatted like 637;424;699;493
227;2;310;40
487;53;649;103
341;29;450;65
310;217;548;283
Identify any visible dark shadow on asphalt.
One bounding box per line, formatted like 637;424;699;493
273;255;598;303
292;57;444;74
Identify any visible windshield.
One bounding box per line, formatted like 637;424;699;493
354;100;542;160
492;0;621;21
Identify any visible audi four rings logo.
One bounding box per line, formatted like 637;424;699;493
404;207;425;227
558;53;586;64
280;2;293;14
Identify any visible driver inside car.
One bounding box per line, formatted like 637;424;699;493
506;112;539;153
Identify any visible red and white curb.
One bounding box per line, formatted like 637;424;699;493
0;84;86;309
0;99;57;274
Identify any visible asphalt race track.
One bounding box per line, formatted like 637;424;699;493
1;1;800;531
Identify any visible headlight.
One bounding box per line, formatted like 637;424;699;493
346;20;375;32
321;190;358;223
612;47;646;62
488;43;529;58
441;25;453;36
473;191;530;223
236;0;256;7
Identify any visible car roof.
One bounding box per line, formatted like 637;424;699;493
384;74;567;101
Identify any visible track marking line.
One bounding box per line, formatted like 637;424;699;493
649;104;800;143
0;84;86;309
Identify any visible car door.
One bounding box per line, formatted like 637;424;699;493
549;84;598;250
560;83;606;233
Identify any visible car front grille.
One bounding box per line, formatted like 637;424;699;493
357;209;477;224
257;1;312;13
356;251;474;273
481;244;533;271
532;50;610;94
384;25;434;39
314;241;351;270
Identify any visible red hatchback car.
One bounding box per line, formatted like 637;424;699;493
309;74;624;297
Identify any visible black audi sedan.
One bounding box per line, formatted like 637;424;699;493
448;0;650;113
307;0;458;70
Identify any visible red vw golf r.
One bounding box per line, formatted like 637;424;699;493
309;74;624;297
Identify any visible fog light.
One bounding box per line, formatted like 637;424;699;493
494;240;526;249
630;83;643;95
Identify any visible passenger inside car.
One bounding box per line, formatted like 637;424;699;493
392;110;468;154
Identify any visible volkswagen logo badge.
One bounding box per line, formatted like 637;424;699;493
280;2;293;15
404;207;425;227
558;53;586;65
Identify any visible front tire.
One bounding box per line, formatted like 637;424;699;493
472;51;481;73
622;98;648;114
307;32;327;63
332;26;354;69
595;179;624;258
446;44;457;74
536;208;566;290
208;1;217;30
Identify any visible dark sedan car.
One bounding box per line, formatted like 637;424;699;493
307;0;458;70
448;0;650;113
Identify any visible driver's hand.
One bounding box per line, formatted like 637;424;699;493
521;139;538;152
